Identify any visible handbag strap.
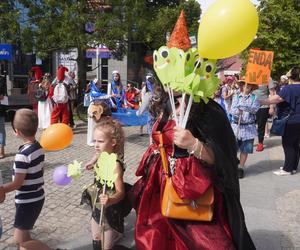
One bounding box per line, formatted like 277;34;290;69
159;133;170;178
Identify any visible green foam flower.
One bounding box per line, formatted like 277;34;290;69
67;160;82;180
95;152;118;189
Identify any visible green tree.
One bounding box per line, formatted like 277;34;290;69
127;0;200;50
7;0;200;93
250;0;300;79
0;1;20;44
17;0;130;94
125;0;200;79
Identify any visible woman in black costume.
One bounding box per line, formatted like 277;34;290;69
131;86;256;249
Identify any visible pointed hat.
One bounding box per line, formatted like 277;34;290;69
57;65;69;82
167;10;191;51
31;66;43;81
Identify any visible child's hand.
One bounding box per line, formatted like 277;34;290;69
99;194;110;206
85;163;94;171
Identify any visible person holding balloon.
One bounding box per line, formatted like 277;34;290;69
1;109;45;246
82;119;127;250
131;2;259;249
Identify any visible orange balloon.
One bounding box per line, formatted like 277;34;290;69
40;123;73;151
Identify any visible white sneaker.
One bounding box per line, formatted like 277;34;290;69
273;169;292;176
87;142;94;147
264;133;270;138
280;167;297;174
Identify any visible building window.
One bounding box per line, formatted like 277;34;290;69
101;58;108;85
86;58;92;71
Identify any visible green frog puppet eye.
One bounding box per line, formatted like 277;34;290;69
161;49;169;58
205;63;213;73
179;50;184;58
186;53;190;61
194;59;202;69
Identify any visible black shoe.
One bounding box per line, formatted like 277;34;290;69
93;240;102;250
238;168;244;179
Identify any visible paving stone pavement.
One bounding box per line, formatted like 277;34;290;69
0;122;143;250
0;121;300;250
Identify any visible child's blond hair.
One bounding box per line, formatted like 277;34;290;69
94;119;125;159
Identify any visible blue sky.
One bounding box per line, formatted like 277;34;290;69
197;0;260;13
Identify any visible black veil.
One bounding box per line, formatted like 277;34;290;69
158;97;256;250
187;99;256;250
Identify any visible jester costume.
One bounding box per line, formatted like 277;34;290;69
131;99;255;250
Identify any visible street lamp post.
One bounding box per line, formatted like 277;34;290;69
96;45;100;80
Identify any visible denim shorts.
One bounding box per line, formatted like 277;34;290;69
237;139;254;154
0;117;5;146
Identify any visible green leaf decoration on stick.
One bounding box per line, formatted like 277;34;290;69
67;160;82;180
95;152;118;188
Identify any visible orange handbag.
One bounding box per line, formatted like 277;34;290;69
159;134;214;221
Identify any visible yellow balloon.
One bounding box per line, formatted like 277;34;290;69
40;123;73;151
198;0;259;59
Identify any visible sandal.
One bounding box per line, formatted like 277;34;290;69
0;154;5;159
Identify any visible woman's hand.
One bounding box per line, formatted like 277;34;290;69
173;126;196;150
269;106;276;116
99;194;110;206
174;126;215;165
